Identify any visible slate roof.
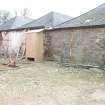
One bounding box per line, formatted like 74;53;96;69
56;3;105;28
21;12;72;29
0;16;33;31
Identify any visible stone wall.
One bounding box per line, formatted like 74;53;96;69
44;30;71;63
44;27;105;66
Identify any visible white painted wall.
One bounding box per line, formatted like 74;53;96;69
1;31;25;56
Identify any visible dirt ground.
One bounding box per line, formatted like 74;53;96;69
0;61;105;105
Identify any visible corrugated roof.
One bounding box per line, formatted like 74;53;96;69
0;16;33;31
57;3;105;28
21;11;72;29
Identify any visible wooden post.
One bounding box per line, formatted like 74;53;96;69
8;51;16;67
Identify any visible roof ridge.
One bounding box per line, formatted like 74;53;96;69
51;12;55;27
51;12;72;27
22;11;71;27
56;3;105;27
20;11;72;28
21;12;54;27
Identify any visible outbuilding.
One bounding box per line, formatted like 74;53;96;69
0;12;71;61
0;16;33;57
44;3;105;66
22;11;72;60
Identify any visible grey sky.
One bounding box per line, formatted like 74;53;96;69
0;0;105;19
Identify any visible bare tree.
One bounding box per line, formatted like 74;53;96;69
0;10;12;24
0;8;31;25
14;8;31;17
21;8;31;17
14;10;18;17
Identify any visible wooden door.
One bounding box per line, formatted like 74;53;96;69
26;32;44;60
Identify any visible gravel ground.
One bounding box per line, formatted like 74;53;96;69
0;61;105;105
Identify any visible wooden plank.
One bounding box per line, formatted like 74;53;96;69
25;32;44;60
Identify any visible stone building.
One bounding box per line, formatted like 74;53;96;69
21;12;72;60
0;12;71;59
44;3;105;66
